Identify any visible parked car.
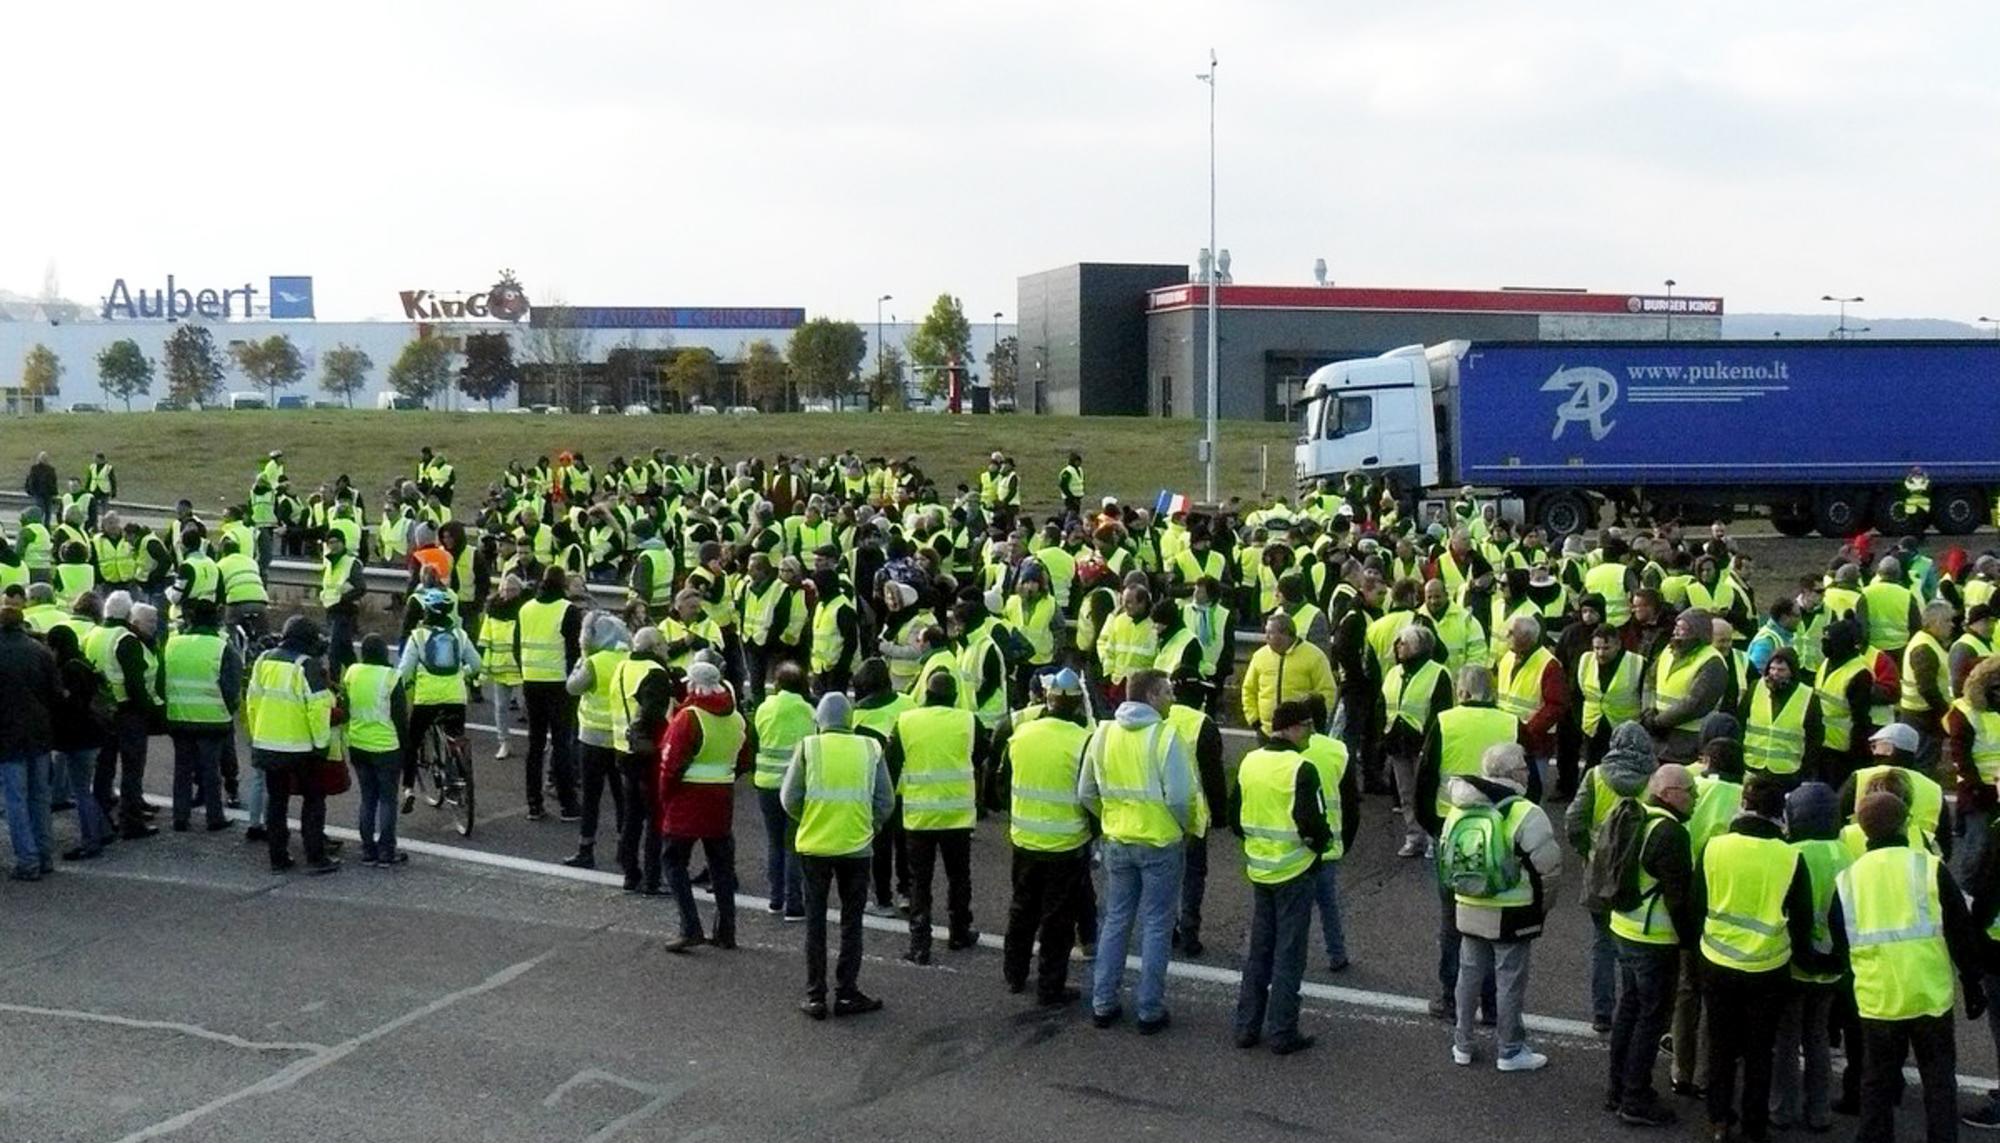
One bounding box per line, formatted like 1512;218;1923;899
275;395;307;410
227;392;268;410
587;404;619;415
375;394;421;411
68;402;106;413
311;400;343;410
725;405;760;416
152;399;187;413
622;404;653;416
691;404;720;415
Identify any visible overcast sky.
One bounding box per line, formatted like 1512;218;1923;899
4;1;1995;324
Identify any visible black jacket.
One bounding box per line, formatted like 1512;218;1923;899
0;623;59;756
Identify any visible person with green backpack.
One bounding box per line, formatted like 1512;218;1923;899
1440;740;1563;1072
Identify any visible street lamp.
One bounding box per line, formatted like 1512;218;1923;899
1663;278;1676;340
1822;294;1863;340
1196;48;1219;504
991;311;1004;410
875;294;892;410
1979;316;2000;341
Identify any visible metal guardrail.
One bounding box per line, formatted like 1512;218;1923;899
0;490;1265;644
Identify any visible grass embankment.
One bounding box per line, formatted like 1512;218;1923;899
0;411;1297;512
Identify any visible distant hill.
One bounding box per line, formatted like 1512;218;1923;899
1724;313;1987;340
0;288;89;325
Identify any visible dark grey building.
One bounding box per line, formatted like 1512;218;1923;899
1015;263;1185;415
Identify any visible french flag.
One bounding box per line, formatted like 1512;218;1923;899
1155;490;1189;517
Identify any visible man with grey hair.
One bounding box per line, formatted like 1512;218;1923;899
1495;614;1563;794
1420;664;1529;1021
563;612;630;870
785;690;895;1019
1896;598;1957;773
1861;556;1921;659
1382;624;1452;859
1641;608;1729;763
1443;741;1562;1072
86;591;163;839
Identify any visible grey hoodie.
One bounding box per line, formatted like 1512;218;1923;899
1076;701;1193;840
1566;720;1658;854
1449;773;1563;941
565;613;633;747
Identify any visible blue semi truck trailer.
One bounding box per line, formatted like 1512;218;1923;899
1294;339;2000;537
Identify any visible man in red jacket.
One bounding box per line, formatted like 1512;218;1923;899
658;660;752;953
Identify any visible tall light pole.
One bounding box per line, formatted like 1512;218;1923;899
1197;48;1219;505
1663;278;1676;340
875;294;892;409
1822;294;1863;340
1979;316;2000;341
991;311;1004;409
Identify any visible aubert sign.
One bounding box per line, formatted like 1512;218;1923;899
101;275;315;320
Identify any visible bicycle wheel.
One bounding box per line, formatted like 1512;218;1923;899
448;739;475;838
422;724;449;808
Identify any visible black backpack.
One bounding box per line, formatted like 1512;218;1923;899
1579;798;1649;915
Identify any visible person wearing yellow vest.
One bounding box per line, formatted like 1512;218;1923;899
783;691;894;1019
1949;604;1995;697
1000;669;1095;1006
1423;576;1490;678
1692;775;1818;1141
1764;781;1850;1134
1826;790;1986;1143
735;554;800;707
752;664;819;920
1641;609;1730;763
1420;665;1529;1021
609;628;674;894
1746;597;1800;679
951;593;1011;734
1862;556;1924;659
1180;576;1234;718
806;553;861;697
1442;741;1563;1072
1601;763;1700;1126
1081;668;1196;1032
519;566;584;822
1097;584;1159;703
163;598;241;835
1897;600;1957;774
1495;614;1564;791
657;661;751;953
247;616;338;873
395;589;481;806
318;531;365;678
478;575;526;761
889;670;985;964
1576;623;1644;769
89;592;163;840
561;612;630;870
849;658;917;915
1562;721;1665;1035
1946;656;2000;886
1736;650;1824;788
341;634;408;866
1300;721;1360;975
1003;565;1062;692
170;526;225;619
1382;624;1453;859
1227;700;1333;1055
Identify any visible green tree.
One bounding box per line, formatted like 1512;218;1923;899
458;331;520;409
320;344;373;407
786;317;866;406
21;344;62;407
663;347;719;409
868;343;907;411
230;334;305;406
985;334;1019;407
387;332;454;405
163;324;226;407
96;339;154;411
905;293;972;400
739;338;788;410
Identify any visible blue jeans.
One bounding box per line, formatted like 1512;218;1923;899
756;785;803;914
1;753;53;873
57;748;108;852
1234;868;1314;1041
1091;839;1184;1022
350;750;401;858
1312;860;1347;964
171;731;229;829
1438;884;1497;1012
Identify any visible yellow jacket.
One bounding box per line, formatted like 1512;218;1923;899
1240;641;1339;733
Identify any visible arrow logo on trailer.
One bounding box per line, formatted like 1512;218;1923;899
1542;366;1619;442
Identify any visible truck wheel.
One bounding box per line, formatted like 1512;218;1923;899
1533;490;1594;538
1813;489;1871;538
1935;487;1986;536
1771;511;1814;538
1877;497;1918;535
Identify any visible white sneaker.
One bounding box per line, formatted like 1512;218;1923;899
1396;837;1423;858
494;744;510;760
1423;841;1436;861
1496;1050;1548;1073
1451;1045;1474;1067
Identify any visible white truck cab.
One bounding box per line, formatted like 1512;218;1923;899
1295;340;1469;490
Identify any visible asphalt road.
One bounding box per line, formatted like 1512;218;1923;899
6;708;2000;1142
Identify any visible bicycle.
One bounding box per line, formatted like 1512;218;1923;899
415;722;476;838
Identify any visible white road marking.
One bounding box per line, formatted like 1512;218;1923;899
0;1003;326;1054
109;951;552;1143
543;1068;691;1143
133;795;2000;1095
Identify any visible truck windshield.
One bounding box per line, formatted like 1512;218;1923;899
1321;394;1372;439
